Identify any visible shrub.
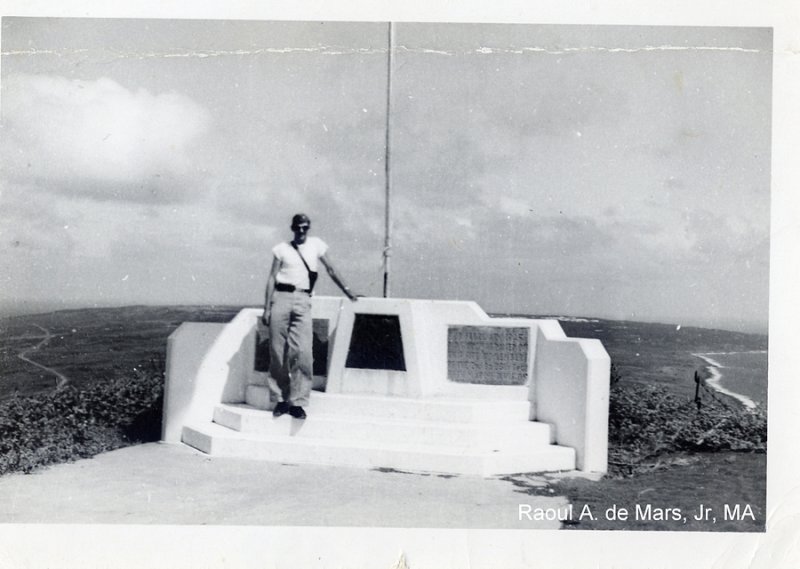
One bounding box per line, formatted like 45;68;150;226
608;381;767;476
0;358;164;475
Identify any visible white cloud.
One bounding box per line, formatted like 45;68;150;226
2;73;210;202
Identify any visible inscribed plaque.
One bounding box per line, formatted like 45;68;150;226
447;326;529;385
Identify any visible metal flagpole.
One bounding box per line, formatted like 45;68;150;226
382;21;394;298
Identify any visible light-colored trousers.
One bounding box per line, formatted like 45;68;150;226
267;291;313;407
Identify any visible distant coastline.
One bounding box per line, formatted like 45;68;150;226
693;352;767;410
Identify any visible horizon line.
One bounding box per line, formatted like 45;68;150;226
0;299;770;336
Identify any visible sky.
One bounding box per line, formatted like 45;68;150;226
0;18;772;332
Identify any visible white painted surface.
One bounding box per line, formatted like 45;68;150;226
163;297;610;472
533;320;610;472
212;402;554;449
326;297;427;397
182;422;576;476
162;323;225;443
246;387;531;421
325;297;540;398
162;309;261;443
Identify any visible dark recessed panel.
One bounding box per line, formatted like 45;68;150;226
346;314;406;371
312;319;329;376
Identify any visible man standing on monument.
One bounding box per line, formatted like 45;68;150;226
261;213;359;420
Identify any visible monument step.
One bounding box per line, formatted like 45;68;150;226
181;422;576;476
213;403;553;450
245;386;533;424
430;383;530;400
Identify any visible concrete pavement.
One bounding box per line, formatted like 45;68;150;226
0;442;575;528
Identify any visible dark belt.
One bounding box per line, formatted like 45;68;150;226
275;282;311;294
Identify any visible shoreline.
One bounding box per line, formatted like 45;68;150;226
693;352;761;410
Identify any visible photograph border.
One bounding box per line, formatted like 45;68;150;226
0;1;796;567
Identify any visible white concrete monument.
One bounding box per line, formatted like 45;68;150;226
162;296;610;476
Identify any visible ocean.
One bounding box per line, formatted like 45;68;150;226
694;351;768;409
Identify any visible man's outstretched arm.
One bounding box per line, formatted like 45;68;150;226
320;253;358;301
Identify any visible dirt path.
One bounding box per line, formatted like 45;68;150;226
15;324;69;389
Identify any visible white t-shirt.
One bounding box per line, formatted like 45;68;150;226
272;237;329;289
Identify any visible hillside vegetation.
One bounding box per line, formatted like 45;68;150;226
0;360;163;474
0;306;240;474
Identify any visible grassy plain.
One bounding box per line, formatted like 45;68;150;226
0;305;243;399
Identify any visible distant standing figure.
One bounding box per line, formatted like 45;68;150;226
262;213;358;419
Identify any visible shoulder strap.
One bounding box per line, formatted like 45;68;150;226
290;241;316;291
290;241;312;272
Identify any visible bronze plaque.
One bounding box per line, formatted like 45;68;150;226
447;326;529;385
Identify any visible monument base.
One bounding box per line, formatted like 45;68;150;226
163;297;610;474
181;384;576;476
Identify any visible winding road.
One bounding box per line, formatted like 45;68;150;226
15;324;70;390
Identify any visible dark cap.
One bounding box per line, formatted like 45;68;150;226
291;213;311;229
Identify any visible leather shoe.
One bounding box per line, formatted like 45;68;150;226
272;401;290;417
288;406;307;420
